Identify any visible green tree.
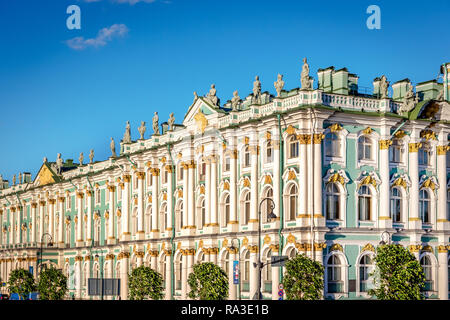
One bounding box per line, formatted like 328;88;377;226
8;268;36;300
128;266;164;300
188;262;228;300
282;254;324;300
368;244;425;300
37;266;68;300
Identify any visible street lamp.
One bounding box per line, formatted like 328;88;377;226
38;233;53;277
379;231;391;246
254;198;277;300
230;238;241;300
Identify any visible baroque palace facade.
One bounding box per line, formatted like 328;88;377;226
1;60;450;300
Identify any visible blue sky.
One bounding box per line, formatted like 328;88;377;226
0;0;449;183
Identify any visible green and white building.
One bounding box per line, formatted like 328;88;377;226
1;60;449;300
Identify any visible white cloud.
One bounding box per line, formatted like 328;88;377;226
66;24;129;50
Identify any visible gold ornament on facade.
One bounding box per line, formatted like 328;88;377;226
420;129;437;141
329;123;343;133
84;255;91;261
194;110;208;133
148;195;152;203
222;238;228;248
200;185;205;195
105;211;109;219
287;170;296;181
285;125;296;136
420;178;436;192
394;130;407;139
165;165;173;173
244;136;250;145
243;178;251;188
83;214;88;222
379;140;392;150
106;253;115;260
263;235;271;245
136;172;146;180
151;168;160;176
361;243;375;253
116;209;121;217
392;177;407;189
242;237;248;247
313;133;325;144
436;145;450;155
421;245;433;253
75;255;83;262
314;242;327;250
408;245;422;253
65;217;71;225
145;161;152;167
223;180;230;191
330;243;343;252
362;127;373;135
359;175;377;188
248;245;258;253
408;143;422;153
177;189;183;198
287;233;296;244
265;131;272;141
298;134;311;144
328;173;345;186
264;175;272;185
437;245;448;253
160;156;167;164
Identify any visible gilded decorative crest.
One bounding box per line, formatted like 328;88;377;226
328;173;345;186
394;130;406;139
263;235;271;245
329;123;343;133
194;110;208;134
243;178;251;188
362;127;373;135
285;125;296;136
244;137;250;145
242;237;248;247
420;129;437;141
200;185;205;194
222;238;228;248
379;140;392;150
287;170;296;181
264;175;272;185
421;245;433;252
408;143;422;153
361;243;375;253
330;243;343;252
265;131;272;141
287;233;296;244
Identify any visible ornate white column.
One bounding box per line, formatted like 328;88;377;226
121;175;131;241
48;199;55;242
120;252;130;300
273;138;281;224
210;156;218;229
136;251;144;267
57;197;64;247
86;190;93;244
249;246;259;300
136;172;145;240
31;202;37;244
75;256;82;299
166;165;174;232
210;247;218;265
76;192;84;246
150;250;158;270
271;247;280;301
249;145;259;228
39;200;45;243
107;185;116;244
408;141;422;233
205;157;211;228
379;124;393;228
436;145;449;230
151;168;160;237
298;135;309;224
229;150;238;230
164;252;172;300
181;251;188;299
0;209;3;246
187;249;194;298
313;134;325;227
182;162;189;229
437;246;448;300
188;161;195;228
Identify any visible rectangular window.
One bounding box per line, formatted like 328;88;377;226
224;157;230;172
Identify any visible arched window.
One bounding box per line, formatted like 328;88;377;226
199;161;206;181
222;194;230;227
327;255;343;293
358;136;372;160
242;192;251;225
132;208;138;236
176;255;182;290
266;141;273;163
222;250;230;276
325;132;340;157
176;201;183;231
262;188;274;223
197;198;205;230
359;255;373;292
389;138;402;163
419;189;431;224
390;187;402;222
418;144;431;166
286;184;298;221
358;186;372;221
420;255;433;292
95;189;101;205
160;203;168;231
242;251;250;292
243;146;251;168
325;183;340;220
288;136;299;159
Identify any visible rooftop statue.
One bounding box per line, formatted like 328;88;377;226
380;75;389;99
193;91;198;103
123;121;132;144
437;88;444;101
231;90;241;111
153;112;160;135
12;174;16;186
110;138;116;157
138;121;146;140
252;76;261;104
274;74;285;97
18;172;22;184
89;149;94;164
301;57;312;90
398;83;419;114
0;174;3;183
79;152;84;166
205;84;219;107
43;157;48;163
56;153;63;175
168;113;175;131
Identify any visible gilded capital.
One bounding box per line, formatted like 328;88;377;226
379;139;392;150
436;145;450;155
408;143;422;153
123;174;132;183
313;133;325;144
136;172;146;180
